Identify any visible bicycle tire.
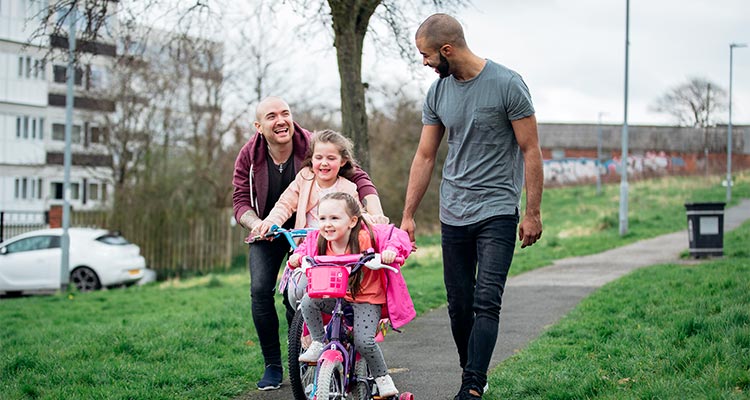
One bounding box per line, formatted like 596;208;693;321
288;310;315;400
315;358;346;400
350;357;371;400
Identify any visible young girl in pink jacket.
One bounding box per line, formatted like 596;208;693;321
287;192;414;397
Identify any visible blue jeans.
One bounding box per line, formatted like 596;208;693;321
441;214;518;391
248;238;295;367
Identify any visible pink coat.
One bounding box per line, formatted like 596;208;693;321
293;224;416;329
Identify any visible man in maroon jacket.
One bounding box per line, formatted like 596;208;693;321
232;96;386;390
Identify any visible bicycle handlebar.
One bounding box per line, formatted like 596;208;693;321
247;225;316;248
300;251;404;274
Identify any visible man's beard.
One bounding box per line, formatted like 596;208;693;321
437;54;450;78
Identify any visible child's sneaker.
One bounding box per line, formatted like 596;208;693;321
375;374;398;397
298;341;325;362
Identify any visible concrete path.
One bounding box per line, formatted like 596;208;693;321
237;199;750;400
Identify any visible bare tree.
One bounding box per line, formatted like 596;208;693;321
284;0;467;170
368;83;446;229
651;77;728;128
32;0;468;171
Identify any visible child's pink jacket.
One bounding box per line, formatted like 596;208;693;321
293;224;416;329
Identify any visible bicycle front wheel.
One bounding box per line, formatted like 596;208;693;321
315;358;346;400
288;310;315;400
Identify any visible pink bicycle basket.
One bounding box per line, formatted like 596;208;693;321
306;266;349;298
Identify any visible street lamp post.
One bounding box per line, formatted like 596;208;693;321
619;0;630;236
596;112;606;196
61;6;77;291
727;42;747;203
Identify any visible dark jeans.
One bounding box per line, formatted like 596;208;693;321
441;214;518;391
248;238;295;367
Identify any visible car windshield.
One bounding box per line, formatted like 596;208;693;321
96;233;131;245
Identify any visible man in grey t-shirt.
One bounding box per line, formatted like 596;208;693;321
401;13;544;400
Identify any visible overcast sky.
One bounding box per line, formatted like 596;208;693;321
407;0;750;125
145;0;750;126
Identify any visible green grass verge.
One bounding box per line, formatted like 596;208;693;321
0;172;747;399
484;220;750;399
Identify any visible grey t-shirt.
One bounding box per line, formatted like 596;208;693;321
422;59;535;226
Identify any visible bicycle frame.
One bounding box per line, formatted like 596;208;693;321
304;251;403;399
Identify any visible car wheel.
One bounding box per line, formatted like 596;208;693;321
70;267;101;292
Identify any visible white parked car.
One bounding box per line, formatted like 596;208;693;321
0;228;146;295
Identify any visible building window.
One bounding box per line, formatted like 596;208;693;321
52;123;63;140
53;65;65;83
102;183;108;203
16;116;44;140
88;183;99;201
88;65;109;90
50;182;63;200
37;178;43;199
90;126;107;144
53;65;83;86
70;183;80;200
52;123;82;143
33;59;46;80
17;56;44;79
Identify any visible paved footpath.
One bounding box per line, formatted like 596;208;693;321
238;199;750;400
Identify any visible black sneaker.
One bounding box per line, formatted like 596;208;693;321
453;386;483;400
257;364;282;391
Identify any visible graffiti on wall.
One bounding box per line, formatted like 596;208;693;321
544;151;684;185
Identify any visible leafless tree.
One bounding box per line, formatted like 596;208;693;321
283;0;468;170
368;82;446;228
651;77;728;128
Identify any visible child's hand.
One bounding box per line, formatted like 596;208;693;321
288;254;301;268
251;221;273;239
381;249;397;265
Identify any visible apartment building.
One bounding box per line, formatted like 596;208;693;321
1;0;115;221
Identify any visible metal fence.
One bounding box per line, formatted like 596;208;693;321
0;211;49;243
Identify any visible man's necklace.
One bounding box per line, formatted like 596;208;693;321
269;145;289;173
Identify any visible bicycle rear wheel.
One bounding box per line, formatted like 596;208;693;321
350;357;372;400
288;310;315;400
315;358;346;400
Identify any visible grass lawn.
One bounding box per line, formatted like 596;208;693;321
0;172;748;399
485;220;750;399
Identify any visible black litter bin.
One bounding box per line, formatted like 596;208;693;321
684;202;726;258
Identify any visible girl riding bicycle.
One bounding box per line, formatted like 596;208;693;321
287;192;414;397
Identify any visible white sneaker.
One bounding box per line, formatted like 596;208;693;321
375;374;398;397
298;341;324;362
